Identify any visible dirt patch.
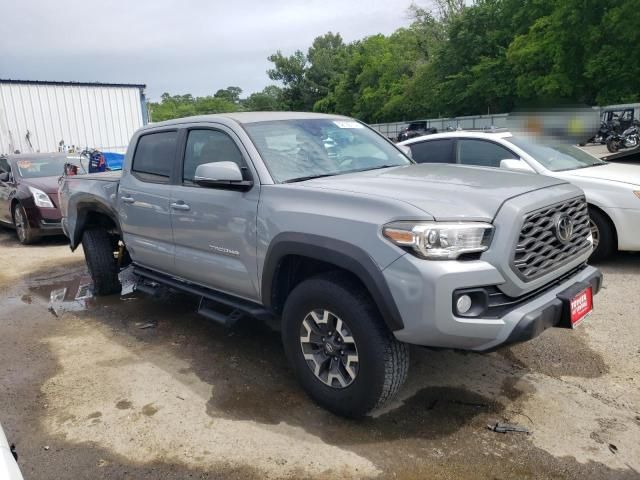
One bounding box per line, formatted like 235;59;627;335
500;329;609;379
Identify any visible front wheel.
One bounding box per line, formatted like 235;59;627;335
588;208;614;261
606;138;619;153
281;272;409;418
13;204;39;245
82;228;121;295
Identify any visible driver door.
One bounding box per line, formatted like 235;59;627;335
171;126;261;301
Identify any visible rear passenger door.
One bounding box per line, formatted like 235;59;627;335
170;126;261;301
118;130;178;273
457;139;517;168
408;139;455;164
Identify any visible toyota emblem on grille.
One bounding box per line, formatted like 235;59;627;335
554;213;574;244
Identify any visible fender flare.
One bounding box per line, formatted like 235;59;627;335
261;232;404;331
68;194;121;250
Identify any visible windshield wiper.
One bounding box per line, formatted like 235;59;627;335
283;172;341;183
283;165;401;183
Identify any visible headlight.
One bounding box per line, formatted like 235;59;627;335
28;186;54;208
382;221;494;259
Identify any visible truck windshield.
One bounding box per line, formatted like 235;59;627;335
244;119;411;183
509;136;606;172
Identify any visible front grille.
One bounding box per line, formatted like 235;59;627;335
513;196;591;280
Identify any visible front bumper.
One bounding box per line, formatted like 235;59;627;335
24;205;63;236
384;254;602;351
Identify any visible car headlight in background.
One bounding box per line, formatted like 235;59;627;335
382;221;494;259
28;186;54;208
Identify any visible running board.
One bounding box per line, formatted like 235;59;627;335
132;266;273;325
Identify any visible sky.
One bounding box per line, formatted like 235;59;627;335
0;0;413;101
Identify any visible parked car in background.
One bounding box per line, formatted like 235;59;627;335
0;153;86;244
396;121;438;142
399;131;640;260
0;423;23;480
60;112;601;417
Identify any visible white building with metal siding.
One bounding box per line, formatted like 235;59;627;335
0;79;147;155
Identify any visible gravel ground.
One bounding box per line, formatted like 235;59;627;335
0;227;639;480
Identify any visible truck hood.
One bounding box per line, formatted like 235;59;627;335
302;164;568;221
557;163;640;187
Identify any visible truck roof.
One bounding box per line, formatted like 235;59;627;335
146;111;353;128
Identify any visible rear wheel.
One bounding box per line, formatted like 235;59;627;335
13;204;39;245
588;208;614;261
281;272;409;418
82;227;121;295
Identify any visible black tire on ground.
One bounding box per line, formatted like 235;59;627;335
606;139;619;153
281;272;409;418
13;203;39;245
588;207;615;262
82;227;121;295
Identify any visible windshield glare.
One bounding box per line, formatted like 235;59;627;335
14;156;77;178
509;137;605;171
244;119;411;182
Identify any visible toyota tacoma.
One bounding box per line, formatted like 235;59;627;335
59;112;602;417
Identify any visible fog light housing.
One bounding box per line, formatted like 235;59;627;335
452;289;489;317
456;295;472;314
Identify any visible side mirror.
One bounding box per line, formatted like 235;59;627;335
500;159;535;173
397;145;413;159
194;161;253;190
0;171;9;182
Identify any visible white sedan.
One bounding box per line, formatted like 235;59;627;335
399;131;640;260
0;423;23;480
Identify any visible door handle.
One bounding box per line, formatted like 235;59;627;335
121;195;135;204
170;201;191;211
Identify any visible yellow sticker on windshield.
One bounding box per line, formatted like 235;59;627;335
333;121;364;129
17;160;32;168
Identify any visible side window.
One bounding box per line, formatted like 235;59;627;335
131;131;178;183
183;129;247;184
409;139;455;164
0;157;10;173
458;139;515;168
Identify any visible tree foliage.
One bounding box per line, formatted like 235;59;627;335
150;0;639;123
149;91;240;122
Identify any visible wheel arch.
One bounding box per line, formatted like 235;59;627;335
69;200;121;250
262;233;404;331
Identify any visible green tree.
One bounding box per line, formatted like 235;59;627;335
214;86;243;104
149;92;238;122
244;85;285;111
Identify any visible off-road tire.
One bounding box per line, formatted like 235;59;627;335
281;272;409;418
588;208;614;262
82;227;121;295
13;203;39;245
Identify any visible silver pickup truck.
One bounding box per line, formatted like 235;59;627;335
59;112;602;417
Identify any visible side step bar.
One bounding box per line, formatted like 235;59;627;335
132;266;274;326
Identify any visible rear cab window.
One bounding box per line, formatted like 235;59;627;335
132;131;178;183
409;139;455;163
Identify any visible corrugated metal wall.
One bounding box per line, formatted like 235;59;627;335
0;81;146;155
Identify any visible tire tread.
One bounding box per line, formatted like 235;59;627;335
82;228;120;295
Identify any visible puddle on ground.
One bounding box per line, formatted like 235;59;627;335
31;266;142;318
44;274;96;317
